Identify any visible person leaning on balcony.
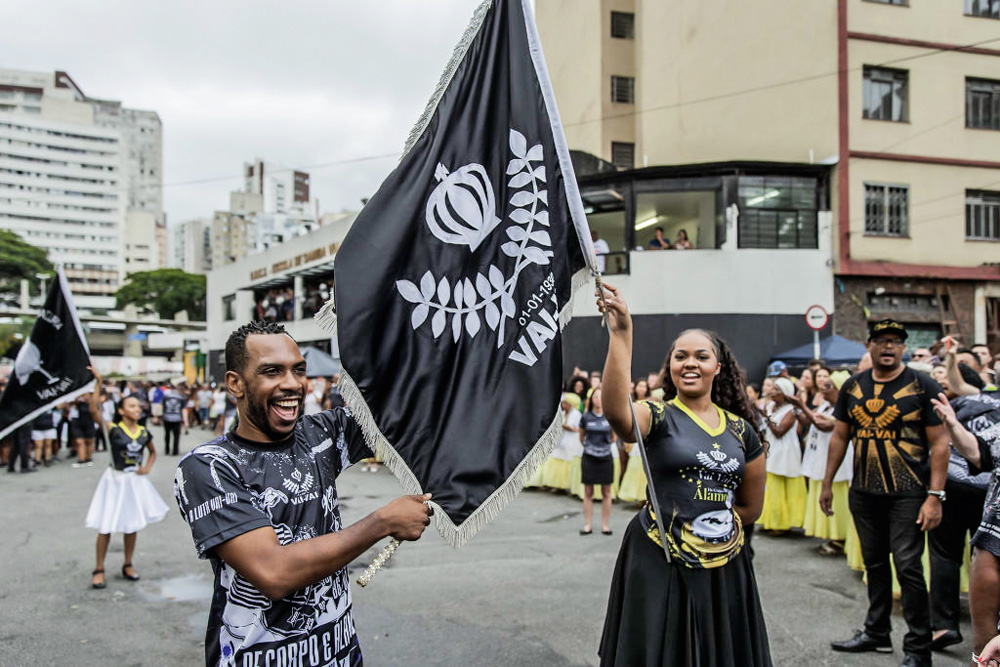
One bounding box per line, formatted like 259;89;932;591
674;228;693;250
647;226;671;250
821;319;949;667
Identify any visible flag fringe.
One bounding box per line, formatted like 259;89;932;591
338;369;562;548
314;297;337;331
402;0;494;157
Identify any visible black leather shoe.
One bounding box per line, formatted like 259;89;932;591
899;654;931;667
929;628;962;651
831;630;893;653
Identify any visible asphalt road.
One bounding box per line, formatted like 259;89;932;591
0;428;974;666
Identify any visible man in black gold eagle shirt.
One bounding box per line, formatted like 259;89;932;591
820;319;949;667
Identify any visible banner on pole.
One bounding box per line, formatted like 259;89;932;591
319;0;596;546
0;268;93;440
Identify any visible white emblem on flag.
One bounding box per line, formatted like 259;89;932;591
395;129;554;350
15;341;60;385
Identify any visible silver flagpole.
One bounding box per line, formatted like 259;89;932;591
594;272;672;564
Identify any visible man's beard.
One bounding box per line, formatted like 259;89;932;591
245;394;297;441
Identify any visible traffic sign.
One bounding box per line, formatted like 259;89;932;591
805;305;829;331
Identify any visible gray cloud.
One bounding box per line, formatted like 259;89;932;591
4;0;479;222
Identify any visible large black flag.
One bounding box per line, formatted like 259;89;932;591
320;0;596;545
0;268;93;440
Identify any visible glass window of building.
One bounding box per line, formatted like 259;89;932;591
581;184;628;274
966;190;1000;241
967;78;1000;130
611;76;635;104
864;183;909;237
737;176;818;248
863;67;909;122
966;0;1000;18
635;190;716;251
610;11;635;39
611;142;635;170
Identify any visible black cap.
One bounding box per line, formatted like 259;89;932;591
868;319;908;342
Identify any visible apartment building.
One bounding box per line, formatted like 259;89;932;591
537;0;1000;369
0;112;124;309
0;69;166;308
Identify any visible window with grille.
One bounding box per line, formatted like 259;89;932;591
966;0;1000;18
610;142;635;170
967;78;1000;130
737;176;819;249
864;183;909;237
967;190;1000;241
611;11;635;39
611;76;635;104
863;67;908;122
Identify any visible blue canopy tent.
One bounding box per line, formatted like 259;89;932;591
300;345;341;378
770;334;867;368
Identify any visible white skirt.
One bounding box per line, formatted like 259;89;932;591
85;468;170;534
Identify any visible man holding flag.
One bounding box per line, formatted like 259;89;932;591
176;0;606;664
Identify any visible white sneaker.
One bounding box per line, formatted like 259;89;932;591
71;462;86;469
86;461;94;467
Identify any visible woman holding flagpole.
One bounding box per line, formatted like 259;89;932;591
595;283;772;666
84;367;169;589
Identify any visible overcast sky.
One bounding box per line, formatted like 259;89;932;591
4;0;493;224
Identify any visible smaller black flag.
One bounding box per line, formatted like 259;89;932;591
0;268;93;440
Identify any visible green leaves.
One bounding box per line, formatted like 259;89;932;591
115;268;206;320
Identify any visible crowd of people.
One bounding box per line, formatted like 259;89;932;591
4;307;1000;665
253;287;295;323
0;373;355;474
536;305;998;666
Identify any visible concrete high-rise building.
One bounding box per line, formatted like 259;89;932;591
0;69;166;309
0;112;124;309
537;0;1000;357
209;160;321;268
169;218;212;274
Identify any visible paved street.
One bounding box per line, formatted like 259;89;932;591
0;428;974;666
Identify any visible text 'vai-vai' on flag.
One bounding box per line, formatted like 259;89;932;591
317;0;598;546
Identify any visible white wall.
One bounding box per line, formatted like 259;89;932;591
570;211;835;317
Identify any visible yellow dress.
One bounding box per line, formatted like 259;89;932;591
760;472;808;531
542;458;572;490
803;480;851;540
617;445;647;504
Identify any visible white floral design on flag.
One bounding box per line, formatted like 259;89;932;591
395;128;553;347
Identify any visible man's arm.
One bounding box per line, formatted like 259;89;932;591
215;494;432;601
916;423;949;532
931;393;982;467
945;345;979;397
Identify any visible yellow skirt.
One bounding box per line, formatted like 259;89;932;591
617;456;647;504
845;520;865;572
760;473;807;531
525;463;546;488
570;456;621;500
542;458;571;491
803;480;850;540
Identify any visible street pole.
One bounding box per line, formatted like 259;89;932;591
813;329;820;361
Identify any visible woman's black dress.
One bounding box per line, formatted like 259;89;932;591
599;399;772;666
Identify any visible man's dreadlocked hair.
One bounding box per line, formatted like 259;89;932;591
658;329;765;442
225;321;292;373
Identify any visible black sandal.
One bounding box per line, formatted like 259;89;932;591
121;563;140;581
91;569;106;589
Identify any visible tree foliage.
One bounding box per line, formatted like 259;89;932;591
115;269;207;320
0;230;53;299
